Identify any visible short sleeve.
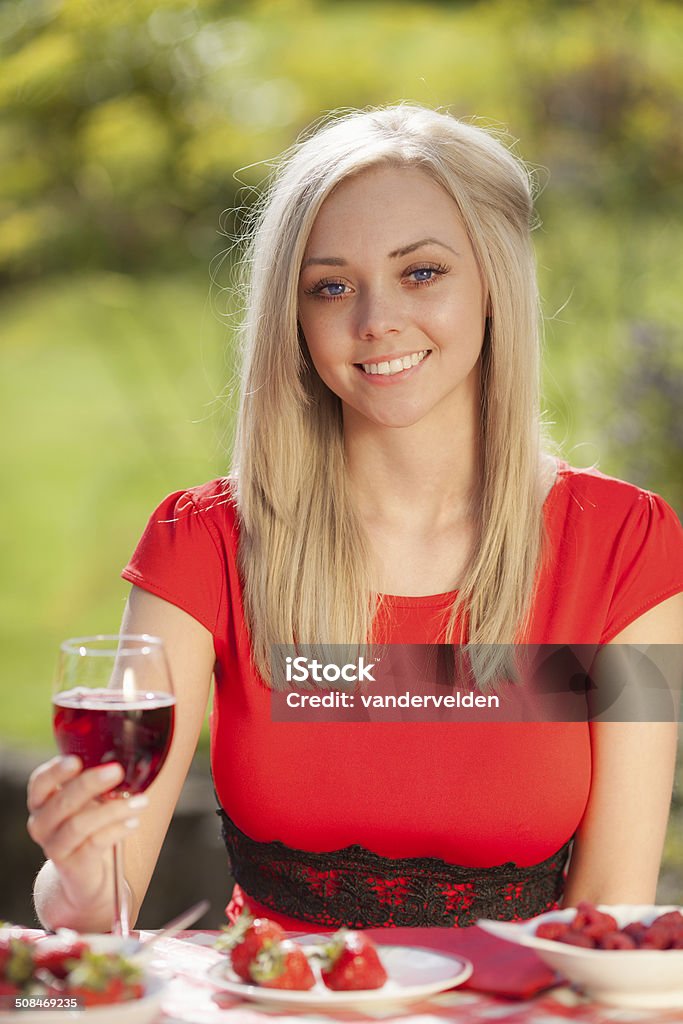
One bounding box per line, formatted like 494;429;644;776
121;488;226;635
602;491;683;642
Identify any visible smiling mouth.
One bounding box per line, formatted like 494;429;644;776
356;350;431;376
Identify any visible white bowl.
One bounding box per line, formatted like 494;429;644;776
479;904;683;1009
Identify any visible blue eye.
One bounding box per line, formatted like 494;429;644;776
323;282;347;296
304;279;350;300
405;263;449;287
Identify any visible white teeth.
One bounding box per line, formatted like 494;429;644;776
360;350;429;376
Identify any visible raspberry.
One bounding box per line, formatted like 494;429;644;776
571;902;617;940
622;922;648;944
640;925;672;950
652;911;683;928
535;921;571;941
599;931;636;950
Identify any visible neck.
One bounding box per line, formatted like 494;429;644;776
343;393;481;531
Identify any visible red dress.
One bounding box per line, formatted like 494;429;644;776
122;461;683;928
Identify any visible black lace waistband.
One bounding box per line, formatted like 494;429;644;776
216;806;571;928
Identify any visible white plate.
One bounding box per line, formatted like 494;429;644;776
208;942;472;1009
479;904;683;1009
0;976;166;1024
0;932;167;1024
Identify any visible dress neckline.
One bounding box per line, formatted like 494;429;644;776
377;458;568;608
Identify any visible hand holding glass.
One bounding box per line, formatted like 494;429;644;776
52;635;175;935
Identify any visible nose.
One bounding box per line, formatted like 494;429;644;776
356;288;403;341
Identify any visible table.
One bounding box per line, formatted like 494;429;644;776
146;929;683;1023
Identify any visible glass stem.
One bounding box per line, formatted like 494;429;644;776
112;839;130;937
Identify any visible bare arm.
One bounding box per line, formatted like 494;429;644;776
563;593;682;906
31;586;215;931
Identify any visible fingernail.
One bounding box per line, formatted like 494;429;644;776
125;817;140;829
126;795;148;811
62;756;81;772
99;764;123;782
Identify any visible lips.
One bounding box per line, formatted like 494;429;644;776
357;350;430;376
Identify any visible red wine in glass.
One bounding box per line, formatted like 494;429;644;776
52;635;175;936
53;688;175;796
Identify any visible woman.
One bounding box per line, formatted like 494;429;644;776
28;105;683;932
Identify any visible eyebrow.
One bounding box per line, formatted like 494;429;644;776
389;237;459;259
301;237;459;270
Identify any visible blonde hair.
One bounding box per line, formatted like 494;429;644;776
232;104;547;687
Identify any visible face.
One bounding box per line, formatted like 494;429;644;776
297;165;487;432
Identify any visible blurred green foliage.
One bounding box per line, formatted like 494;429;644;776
0;0;681;744
2;0;683;275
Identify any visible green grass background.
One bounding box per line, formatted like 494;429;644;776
1;272;228;744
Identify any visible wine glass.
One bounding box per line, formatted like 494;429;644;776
52;635;176;936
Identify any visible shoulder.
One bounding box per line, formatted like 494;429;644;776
169;477;237;512
534;460;682;644
552;459;661;510
549;458;682;599
126;478;242;572
153;478;241;538
123;479;241;635
549;460;681;536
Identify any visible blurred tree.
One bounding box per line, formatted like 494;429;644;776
1;0;682;279
610;321;683;510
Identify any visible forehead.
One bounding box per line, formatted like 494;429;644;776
304;165;468;254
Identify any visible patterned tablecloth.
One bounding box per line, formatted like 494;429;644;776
147;929;683;1024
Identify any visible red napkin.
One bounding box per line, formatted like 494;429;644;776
365;925;559;1000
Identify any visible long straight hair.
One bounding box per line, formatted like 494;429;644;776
231;104;547;687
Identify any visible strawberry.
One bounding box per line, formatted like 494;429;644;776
320;930;387;991
65;950;144;1006
0;936;34;987
248;939;315;991
33;933;88;979
69;977;144;1007
215;915;285;982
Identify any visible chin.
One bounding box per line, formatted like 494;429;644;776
353;404;428;430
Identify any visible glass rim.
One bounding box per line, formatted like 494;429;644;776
59;634;165;657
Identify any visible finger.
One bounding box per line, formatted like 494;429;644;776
86;814;145;852
27;763;125;845
39;794;148;863
27;756;82;813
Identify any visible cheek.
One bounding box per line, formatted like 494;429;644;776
298;304;324;349
430;303;485;353
298;323;341;392
299;307;346;364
